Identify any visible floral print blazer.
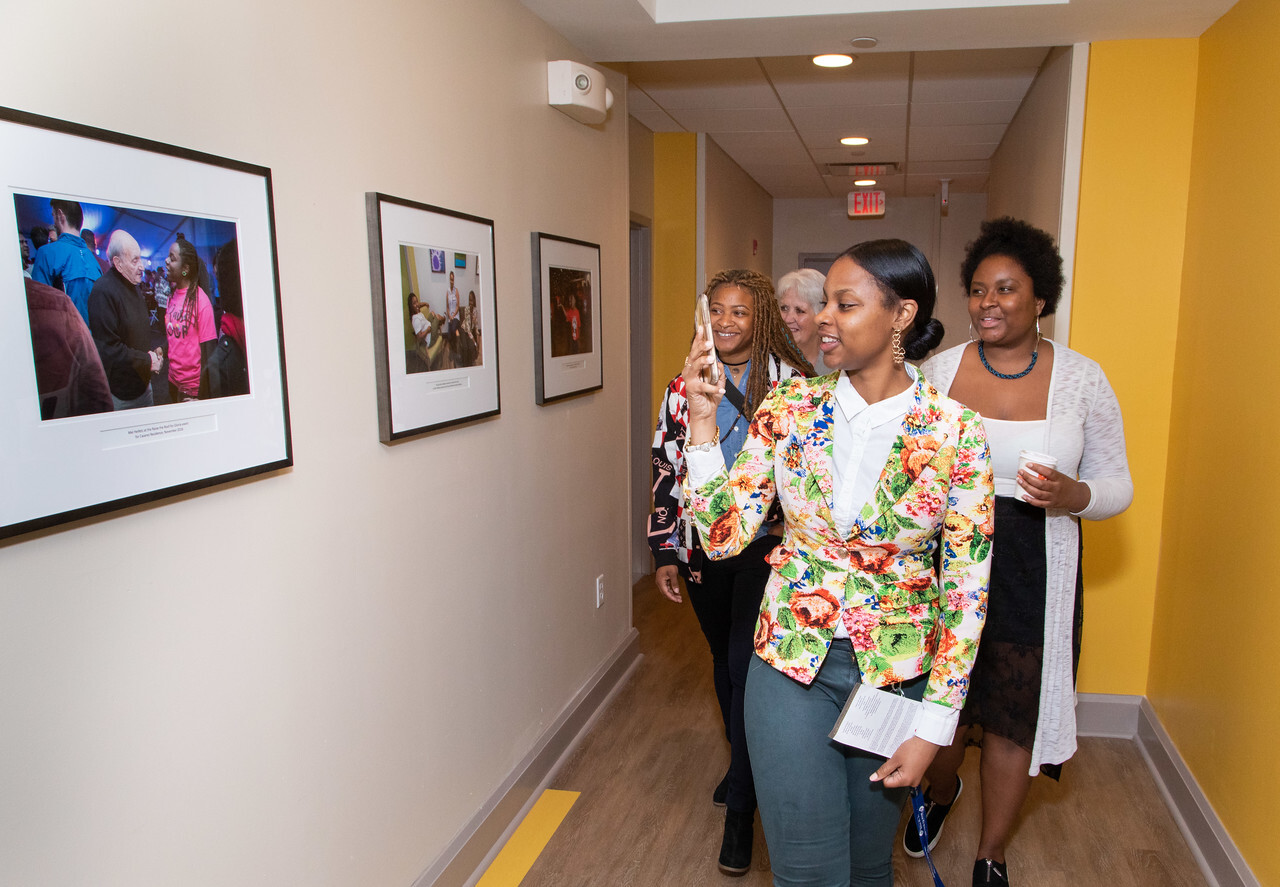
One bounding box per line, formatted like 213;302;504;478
684;372;994;712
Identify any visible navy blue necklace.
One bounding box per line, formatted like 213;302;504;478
978;341;1037;379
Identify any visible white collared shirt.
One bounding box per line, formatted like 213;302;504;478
829;366;917;538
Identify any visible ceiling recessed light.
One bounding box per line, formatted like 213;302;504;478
840;136;870;146
854;179;877;187
849;37;879;49
813;54;854;68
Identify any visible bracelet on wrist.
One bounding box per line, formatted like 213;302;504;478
686;429;720;453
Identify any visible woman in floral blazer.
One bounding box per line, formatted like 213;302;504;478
683;240;993;887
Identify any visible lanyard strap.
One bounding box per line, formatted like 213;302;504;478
910;786;947;887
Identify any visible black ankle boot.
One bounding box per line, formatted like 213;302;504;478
718;809;753;875
712;772;728;807
973;858;1009;885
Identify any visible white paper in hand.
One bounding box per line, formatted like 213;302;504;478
828;684;922;758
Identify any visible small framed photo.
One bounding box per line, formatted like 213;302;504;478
0;106;292;540
366;192;499;441
531;232;602;404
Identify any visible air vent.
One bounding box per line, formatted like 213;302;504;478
824;162;899;177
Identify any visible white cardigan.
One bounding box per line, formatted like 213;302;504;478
920;341;1133;773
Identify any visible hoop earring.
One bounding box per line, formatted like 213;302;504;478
891;328;905;365
968;322;979;343
1036;316;1042;342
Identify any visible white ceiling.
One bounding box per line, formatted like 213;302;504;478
523;0;1236;200
623;49;1051;199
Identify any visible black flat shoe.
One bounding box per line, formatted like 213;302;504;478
973;858;1009;886
718;809;753;875
903;776;962;858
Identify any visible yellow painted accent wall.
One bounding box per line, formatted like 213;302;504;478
1147;1;1280;882
1070;40;1198;695
651;133;698;421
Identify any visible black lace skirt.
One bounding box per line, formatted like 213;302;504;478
960;496;1083;775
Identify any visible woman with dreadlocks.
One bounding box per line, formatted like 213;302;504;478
648;269;814;876
163;238;216;402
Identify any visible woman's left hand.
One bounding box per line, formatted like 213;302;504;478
870;735;939;789
1018;464;1091;513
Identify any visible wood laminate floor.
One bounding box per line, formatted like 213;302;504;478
519;578;1207;886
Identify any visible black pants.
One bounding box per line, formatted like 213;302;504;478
686;534;780;815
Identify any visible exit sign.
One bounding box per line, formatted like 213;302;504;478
848;190;886;217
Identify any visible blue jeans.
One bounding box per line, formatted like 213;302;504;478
745;641;926;887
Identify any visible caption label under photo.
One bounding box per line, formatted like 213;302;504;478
100;413;219;450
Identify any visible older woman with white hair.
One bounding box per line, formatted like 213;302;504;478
776;267;829;374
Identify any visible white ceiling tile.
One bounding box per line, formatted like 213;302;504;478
909;123;1006;150
629;108;685;132
904;172;989;196
909;141;997;162
638;80;780;110
709;130;811;164
910;47;1050;77
788;104;908;134
907;159;991;176
910;99;1022;126
809;143;906;165
666;108;793;132
761;53;912;107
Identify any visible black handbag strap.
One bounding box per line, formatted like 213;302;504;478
722;375;749;420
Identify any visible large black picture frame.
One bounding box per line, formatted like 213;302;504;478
0;106;292;541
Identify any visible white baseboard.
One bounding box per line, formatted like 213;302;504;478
1076;693;1259;887
412;628;642;887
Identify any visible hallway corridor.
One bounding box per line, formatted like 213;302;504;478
519;579;1208;886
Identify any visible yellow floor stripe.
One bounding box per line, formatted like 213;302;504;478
475;789;580;887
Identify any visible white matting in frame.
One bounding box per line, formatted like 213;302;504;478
532;232;602;404
366;193;499;441
0;106;291;540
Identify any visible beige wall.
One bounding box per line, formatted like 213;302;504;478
630;118;655;223
986;45;1076;344
703;135;773;281
771;193;987;355
987;46;1072;238
0;1;632;885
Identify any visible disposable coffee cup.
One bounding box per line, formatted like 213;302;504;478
1017;449;1058;477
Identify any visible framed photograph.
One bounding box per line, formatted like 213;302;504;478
0;106;291;541
366;192;499;441
532;233;602;404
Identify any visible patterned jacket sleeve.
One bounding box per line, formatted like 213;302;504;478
648;376;685;570
682;380;790;560
927;408;995;710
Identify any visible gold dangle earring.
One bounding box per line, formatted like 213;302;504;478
891;328;905;365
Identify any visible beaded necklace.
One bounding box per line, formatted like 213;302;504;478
977;341;1037;380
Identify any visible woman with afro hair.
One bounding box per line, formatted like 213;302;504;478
912;218;1133;887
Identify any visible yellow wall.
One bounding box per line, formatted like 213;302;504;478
1070;40;1198;695
1145;1;1280;882
651;133;698;420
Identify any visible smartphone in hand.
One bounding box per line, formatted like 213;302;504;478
694;293;718;383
